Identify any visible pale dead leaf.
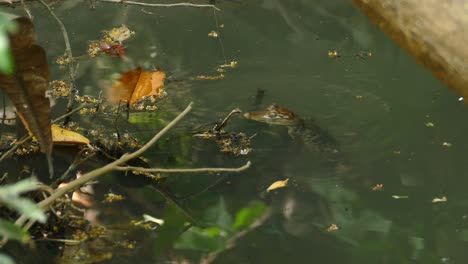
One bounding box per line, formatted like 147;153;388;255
432;196;447;203
51;124;90;145
266;178;289;192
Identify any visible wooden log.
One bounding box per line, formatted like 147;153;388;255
353;0;468;99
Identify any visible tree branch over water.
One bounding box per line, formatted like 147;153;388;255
116;161;250;173
96;0;220;11
14;103;252;230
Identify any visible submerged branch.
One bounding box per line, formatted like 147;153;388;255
96;0;220;11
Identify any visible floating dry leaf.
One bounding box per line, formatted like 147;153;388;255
432;196;447;203
371;184;384;191
220;61;238;68
425;122;435;127
51;124;90;145
326;224;339;232
266;178;289;192
0;17;52;156
328;50;339;58
208;30;218;38
103;193;125;203
105;25;135;42
442;142;452;147
108;67;166;105
392;195;409;199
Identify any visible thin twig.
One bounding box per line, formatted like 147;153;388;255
212;8;227;64
96;0;220;11
37;0;74;82
20;0;32;19
15;102;194;228
116;161;250;173
37;0;77;125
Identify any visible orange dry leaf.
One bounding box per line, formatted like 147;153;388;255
266;178;289;192
51;124;90;145
108;67;166;105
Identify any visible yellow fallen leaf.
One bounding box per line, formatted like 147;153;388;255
208;30;218;38
266;178;289;192
51;124;90;145
432;196;447;203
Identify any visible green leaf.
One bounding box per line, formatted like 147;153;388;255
205;197;232;232
0;254;14;264
175;226;226;252
232;200;267;231
4;198;46;223
153;202;189;258
0;12;16;75
0;219;29;242
0;177;39;195
0;178;47;223
0;33;14;75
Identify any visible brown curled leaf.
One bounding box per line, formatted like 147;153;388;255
0;17;52;156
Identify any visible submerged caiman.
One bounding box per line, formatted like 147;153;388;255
244;104;350;172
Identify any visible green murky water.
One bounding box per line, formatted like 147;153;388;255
3;0;468;263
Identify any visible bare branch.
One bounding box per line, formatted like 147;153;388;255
96;0;220;11
116;161;251;173
33;102;192;212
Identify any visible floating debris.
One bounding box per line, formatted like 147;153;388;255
432;196;447;203
326;224;339;232
425;122;435;127
328;50;339;58
103;192;125;203
442;142;452;147
194;108;252;156
195;74;224;80
219;61;238;68
208;30;219;38
371;184;384;191
392;195;409;199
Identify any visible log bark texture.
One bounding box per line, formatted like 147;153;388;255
353;0;468;98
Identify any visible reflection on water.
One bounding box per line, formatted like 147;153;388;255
3;0;468;263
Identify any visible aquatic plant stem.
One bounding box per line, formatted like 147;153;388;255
96;0;220;11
